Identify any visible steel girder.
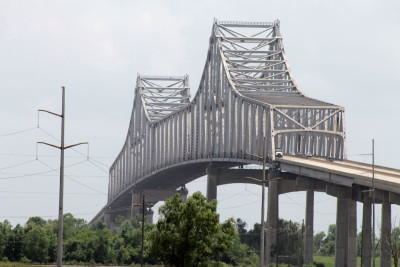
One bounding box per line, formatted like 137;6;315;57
107;20;345;204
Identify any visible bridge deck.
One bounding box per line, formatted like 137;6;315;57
279;155;400;194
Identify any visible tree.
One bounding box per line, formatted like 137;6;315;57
0;220;12;259
391;226;400;267
318;224;336;256
149;192;236;267
4;224;24;261
23;224;52;263
313;231;326;254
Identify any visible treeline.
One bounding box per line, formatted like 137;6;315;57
9;191;399;266
0;214;154;264
0;193;259;266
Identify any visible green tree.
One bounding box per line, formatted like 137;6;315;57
149;192;236;267
319;224;336;256
23;224;52;262
0;220;13;259
391;226;400;267
4;224;25;261
114;219;141;264
313;231;326;255
64;226;97;262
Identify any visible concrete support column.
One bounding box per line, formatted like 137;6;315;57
304;190;314;265
347;199;357;267
381;192;391;267
266;179;279;266
362;197;372;267
206;166;218;201
131;191;154;223
145;208;154;224
177;185;188;201
130;191;142;218
104;212;111;227
335;197;349;267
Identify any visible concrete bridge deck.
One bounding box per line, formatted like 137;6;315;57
280;155;400;195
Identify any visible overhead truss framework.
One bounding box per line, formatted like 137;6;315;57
139;76;190;121
107;19;345;204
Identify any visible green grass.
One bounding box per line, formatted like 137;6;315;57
0;263;162;267
314;256;396;267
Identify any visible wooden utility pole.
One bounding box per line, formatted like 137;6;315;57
37;86;87;267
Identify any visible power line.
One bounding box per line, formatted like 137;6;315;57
0;159;87;180
0;211;99;219
0;190;103;196
66;176;107;195
0;159;37;171
38;126;109;174
0;152;112;159
37;157;106;195
0;127;37;137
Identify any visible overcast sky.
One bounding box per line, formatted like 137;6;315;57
1;0;400;233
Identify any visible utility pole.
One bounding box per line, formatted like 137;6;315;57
372;138;376;267
260;137;266;267
37;86;87;267
141;194;145;267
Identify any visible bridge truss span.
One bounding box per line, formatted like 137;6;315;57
91;19;400;267
107;19;345;208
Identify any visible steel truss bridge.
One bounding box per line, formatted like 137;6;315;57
92;20;400;267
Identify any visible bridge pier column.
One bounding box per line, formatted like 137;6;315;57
304;190;314;265
381;192;391;267
130;191;142;219
334;192;357;267
265;179;279;266
130;191;154;223
348;199;357;267
335;197;349;267
177;185;188;201
104;212;111;227
362;197;372;267
206;166;218;201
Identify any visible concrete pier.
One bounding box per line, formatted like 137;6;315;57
206;166;218;201
381;192;392;267
304;190;314;265
347;199;357;267
266;179;279;266
362;197;372;267
335;197;349;267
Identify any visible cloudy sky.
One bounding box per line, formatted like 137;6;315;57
1;0;400;233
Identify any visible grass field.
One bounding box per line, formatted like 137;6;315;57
0;259;396;267
314;256;394;267
0;263;162;267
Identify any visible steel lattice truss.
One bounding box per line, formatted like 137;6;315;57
139;76;190;121
107;20;345;204
217;20;298;94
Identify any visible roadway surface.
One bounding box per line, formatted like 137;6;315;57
279;155;400;195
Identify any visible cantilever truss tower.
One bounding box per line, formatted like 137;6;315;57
106;20;345;206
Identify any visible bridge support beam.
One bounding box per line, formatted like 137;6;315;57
265;179;279;266
362;197;372;267
381;192;391;267
206;166;218;201
304;190;314;265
